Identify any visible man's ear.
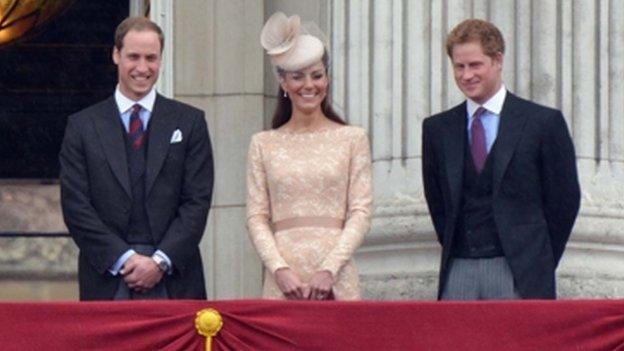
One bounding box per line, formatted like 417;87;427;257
112;47;120;65
493;51;504;67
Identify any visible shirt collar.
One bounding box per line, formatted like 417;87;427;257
466;84;507;117
114;86;157;114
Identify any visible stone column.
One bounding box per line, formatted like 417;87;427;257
173;0;265;298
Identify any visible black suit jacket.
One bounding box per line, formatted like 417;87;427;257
422;92;580;299
60;94;214;300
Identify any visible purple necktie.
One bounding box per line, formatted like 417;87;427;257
128;104;144;150
470;107;487;173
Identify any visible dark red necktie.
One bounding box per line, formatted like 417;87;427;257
128;104;144;150
470;107;487;173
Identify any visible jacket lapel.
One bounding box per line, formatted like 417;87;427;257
444;102;467;216
492;93;528;195
145;94;177;196
93;97;132;198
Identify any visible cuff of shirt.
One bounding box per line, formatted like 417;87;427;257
153;250;173;274
108;249;137;276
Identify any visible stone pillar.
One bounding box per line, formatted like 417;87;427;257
173;0;265;299
330;0;624;299
330;0;440;299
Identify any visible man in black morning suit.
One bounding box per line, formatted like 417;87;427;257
422;19;580;300
60;17;213;300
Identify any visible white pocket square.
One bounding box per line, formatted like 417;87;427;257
170;129;183;143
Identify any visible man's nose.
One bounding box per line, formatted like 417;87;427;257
462;68;474;80
136;59;149;72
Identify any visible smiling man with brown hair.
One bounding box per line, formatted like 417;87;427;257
422;19;580;300
60;17;213;300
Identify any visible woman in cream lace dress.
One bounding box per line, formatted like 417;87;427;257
246;12;372;300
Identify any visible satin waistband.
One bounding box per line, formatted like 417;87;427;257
273;217;344;232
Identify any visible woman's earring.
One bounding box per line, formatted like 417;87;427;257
283;91;288;98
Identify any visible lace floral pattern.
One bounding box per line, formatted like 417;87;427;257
246;126;373;300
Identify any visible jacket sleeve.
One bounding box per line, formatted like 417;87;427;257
422;118;445;244
540;111;581;266
157;112;214;274
59;115;129;274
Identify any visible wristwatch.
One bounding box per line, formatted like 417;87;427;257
152;254;169;272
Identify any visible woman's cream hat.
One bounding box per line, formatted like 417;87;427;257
260;12;325;72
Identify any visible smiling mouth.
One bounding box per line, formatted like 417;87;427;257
132;75;151;82
299;92;319;99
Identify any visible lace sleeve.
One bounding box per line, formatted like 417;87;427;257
246;134;289;273
321;129;373;276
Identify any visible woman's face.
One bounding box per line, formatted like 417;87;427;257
281;61;328;114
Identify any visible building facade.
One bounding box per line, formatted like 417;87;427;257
1;0;623;300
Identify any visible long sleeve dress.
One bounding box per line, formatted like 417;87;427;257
246;126;373;300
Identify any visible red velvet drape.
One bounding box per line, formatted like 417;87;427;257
1;299;624;350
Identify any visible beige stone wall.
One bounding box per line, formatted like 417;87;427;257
0;184;77;300
0;280;78;301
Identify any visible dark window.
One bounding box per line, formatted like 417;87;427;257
0;1;129;179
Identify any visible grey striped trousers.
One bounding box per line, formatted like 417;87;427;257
441;256;521;300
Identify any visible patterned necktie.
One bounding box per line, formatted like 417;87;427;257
128;104;144;150
470;107;487;173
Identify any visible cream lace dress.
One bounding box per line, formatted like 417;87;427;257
246;126;373;300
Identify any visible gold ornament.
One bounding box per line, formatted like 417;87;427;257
195;308;223;351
